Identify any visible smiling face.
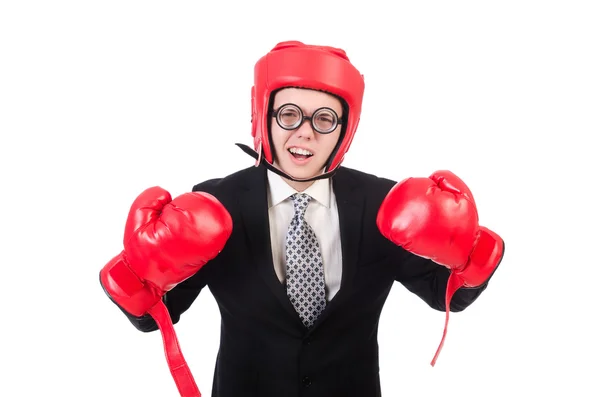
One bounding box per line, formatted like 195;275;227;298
270;88;343;188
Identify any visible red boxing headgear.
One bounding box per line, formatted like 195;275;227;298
250;41;365;174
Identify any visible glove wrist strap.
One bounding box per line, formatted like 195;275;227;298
430;272;464;367
147;300;201;397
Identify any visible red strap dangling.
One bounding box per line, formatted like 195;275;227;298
148;301;201;397
430;271;464;367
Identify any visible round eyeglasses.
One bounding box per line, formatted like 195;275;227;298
271;103;342;134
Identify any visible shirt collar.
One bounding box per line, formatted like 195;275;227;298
267;169;331;209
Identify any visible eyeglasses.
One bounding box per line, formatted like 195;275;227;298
270;103;342;134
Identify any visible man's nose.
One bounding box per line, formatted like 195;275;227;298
294;118;316;139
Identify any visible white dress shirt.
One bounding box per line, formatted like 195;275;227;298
266;170;343;302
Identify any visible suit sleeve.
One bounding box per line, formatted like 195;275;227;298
394;246;492;312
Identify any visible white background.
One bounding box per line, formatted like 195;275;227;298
1;1;599;396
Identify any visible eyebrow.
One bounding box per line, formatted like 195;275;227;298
275;103;343;115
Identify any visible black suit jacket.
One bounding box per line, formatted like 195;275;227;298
123;165;496;397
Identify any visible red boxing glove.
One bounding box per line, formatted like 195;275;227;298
100;186;233;397
100;186;232;316
376;170;504;366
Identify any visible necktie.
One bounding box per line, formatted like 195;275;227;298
285;193;327;328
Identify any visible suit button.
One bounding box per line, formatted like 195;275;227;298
303;337;311;345
302;376;311;387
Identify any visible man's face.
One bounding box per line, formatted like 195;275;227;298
270;88;343;181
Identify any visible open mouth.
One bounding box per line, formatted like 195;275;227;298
288;147;314;162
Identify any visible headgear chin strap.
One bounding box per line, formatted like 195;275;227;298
236;143;336;182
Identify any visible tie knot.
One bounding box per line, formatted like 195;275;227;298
291;193;311;217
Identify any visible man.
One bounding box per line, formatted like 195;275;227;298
100;41;504;396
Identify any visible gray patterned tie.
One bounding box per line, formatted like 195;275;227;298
285;193;327;328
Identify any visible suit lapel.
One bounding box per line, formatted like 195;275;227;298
238;166;305;326
310;167;365;331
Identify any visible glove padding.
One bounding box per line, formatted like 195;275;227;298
100;186;233;397
100;186;233;316
377;170;504;366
